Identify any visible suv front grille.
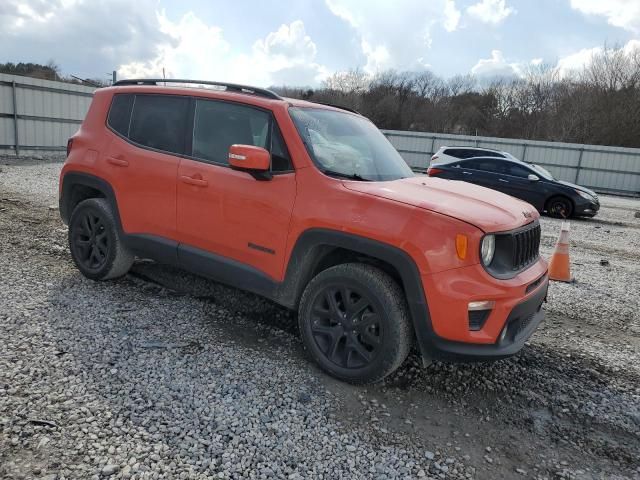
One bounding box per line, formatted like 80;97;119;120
484;221;541;279
511;223;541;271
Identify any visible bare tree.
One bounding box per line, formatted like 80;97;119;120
277;42;640;148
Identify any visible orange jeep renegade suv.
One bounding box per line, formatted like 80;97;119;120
59;79;549;383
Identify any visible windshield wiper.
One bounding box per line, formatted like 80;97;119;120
322;169;371;181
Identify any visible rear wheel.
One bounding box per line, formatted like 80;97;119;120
546;196;573;219
68;198;133;280
298;263;413;384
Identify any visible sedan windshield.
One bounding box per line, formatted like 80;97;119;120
289;107;413;181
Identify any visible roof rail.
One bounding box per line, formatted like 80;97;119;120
316;102;361;115
113;78;282;100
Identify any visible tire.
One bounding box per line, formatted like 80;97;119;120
298;263;413;384
546;196;574;219
68;198;133;281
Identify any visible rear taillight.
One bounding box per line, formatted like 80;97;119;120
427;167;444;176
66;138;74;157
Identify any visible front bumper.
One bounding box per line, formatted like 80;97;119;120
574;197;600;217
422;277;547;362
412;259;549;363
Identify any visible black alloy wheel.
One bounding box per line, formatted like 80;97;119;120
298;263;413;384
310;285;383;369
547;196;573;219
68;198;133;280
71;210;110;272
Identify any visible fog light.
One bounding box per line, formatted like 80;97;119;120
468;300;495;311
468;301;495;331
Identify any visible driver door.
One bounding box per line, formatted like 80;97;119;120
499;163;547;211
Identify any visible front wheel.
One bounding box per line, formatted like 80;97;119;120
298;263;413;384
68;198;133;280
546;196;574;219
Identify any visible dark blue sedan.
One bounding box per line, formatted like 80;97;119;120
427;156;599;218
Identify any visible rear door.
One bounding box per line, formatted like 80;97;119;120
457;158;506;191
176;98;296;281
103;93;189;240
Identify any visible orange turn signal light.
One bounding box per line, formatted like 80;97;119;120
455;234;468;260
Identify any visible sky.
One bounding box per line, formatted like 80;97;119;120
1;0;639;87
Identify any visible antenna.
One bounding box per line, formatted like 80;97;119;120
70;75;100;88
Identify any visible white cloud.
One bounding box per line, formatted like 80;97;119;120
1;0;169;78
555;46;601;77
0;0;328;86
325;0;461;74
254;21;317;61
466;0;515;25
569;0;640;32
556;39;640;77
119;16;328;87
443;0;462;32
471;40;640;81
471;50;522;77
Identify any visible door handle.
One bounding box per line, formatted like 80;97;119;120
462;171;473;175
107;156;129;167
498;178;509;183
180;175;208;187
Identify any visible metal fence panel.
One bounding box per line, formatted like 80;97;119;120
383;129;640;195
0;73;94;155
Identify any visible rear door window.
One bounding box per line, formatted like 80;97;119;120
129;95;190;155
462;158;504;173
460;149;478;159
473;150;505;158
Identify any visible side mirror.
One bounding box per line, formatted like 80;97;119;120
527;174;540;182
228;144;271;180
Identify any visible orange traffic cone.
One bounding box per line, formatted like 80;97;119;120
548;221;573;282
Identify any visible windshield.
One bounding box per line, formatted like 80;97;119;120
529;163;555;180
289;107;413;181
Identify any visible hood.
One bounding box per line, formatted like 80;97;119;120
343;176;538;232
557;180;597;197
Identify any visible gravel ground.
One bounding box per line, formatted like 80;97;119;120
1;158;639;480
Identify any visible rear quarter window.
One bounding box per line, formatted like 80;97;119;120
107;94;134;137
443;148;465;158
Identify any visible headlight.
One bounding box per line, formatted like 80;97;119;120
481;235;495;266
576;190;594;201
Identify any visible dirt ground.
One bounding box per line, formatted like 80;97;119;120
1;159;639;480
